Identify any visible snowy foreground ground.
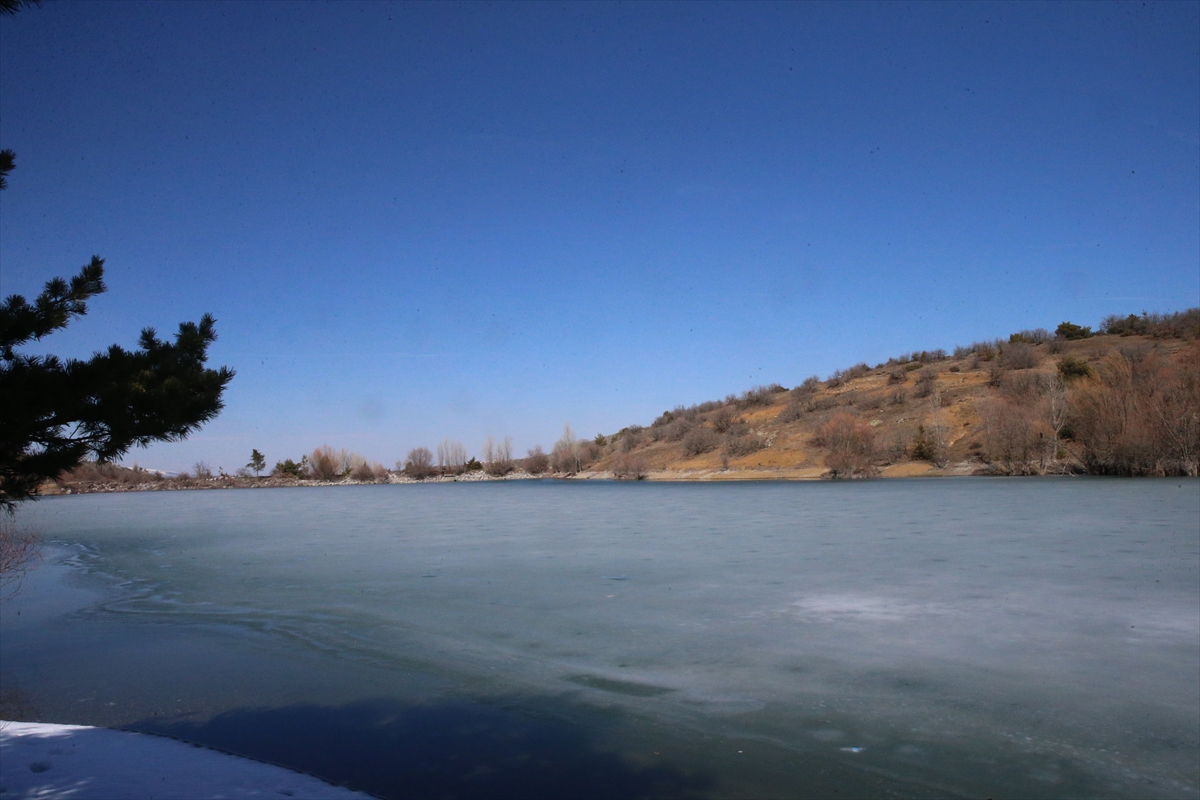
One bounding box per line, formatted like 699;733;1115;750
0;721;369;799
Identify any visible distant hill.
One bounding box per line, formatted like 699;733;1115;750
585;309;1200;479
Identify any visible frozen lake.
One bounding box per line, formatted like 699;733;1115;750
2;479;1198;798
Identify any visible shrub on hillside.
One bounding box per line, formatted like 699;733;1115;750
777;402;806;423
611;453;648;480
793;376;822;396
1057;356;1091;381
914;367;938;398
1056;321;1092;340
1002;342;1039;370
812;413;877;478
682;427;720;456
723;433;764;458
981;398;1052;475
1101;309;1200;339
737;384;784;409
1010;328;1051;344
711;407;738;433
662;417;697;442
1069;347;1199;475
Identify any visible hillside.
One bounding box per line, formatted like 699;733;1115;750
587;311;1200;480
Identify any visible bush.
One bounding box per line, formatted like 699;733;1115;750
617;426;645;452
402;447;436;479
777;402;806;423
1069;347;1200;475
308;445;348;481
982;398;1051;475
611;453;648;480
736;385;782;409
1057;356;1091;381
887;369;906;385
812;413;877;478
711;407;738;433
525;445;549;475
1101;309;1200;339
1056;321;1092;340
663;416;697;442
1010;328;1051;344
723;433;764;458
914;367;938;398
843;363;871;381
1002;342;1039;370
682;427;720;456
273;458;306;478
794;376;821;396
351;461;388;483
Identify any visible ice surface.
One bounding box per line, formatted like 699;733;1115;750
2;478;1197;798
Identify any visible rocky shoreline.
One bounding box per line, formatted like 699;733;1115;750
35;458;1054;499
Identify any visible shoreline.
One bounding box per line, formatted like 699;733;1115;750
31;459;1105;499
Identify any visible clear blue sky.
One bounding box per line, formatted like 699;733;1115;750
2;1;1197;473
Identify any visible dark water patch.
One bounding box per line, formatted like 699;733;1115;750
133;697;711;800
566;675;674;697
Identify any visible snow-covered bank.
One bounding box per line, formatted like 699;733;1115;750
0;721;369;799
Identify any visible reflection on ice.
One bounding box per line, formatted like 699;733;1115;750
788;593;956;622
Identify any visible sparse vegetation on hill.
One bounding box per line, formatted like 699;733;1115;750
588;308;1199;479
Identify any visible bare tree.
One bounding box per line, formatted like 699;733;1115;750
925;393;950;468
551;423;579;473
401;447;435;479
437;438;467;474
485;435;514;476
0;515;41;601
1044;375;1069;474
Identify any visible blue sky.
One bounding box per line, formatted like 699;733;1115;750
2;1;1197;473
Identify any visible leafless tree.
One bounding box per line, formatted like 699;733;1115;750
485;435;514;476
925;393;950;467
402;447;436;479
1044;375;1069;473
437;438;467;474
0;515;41;601
551;423;580;473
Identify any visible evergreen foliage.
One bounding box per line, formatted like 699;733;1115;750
0;155;234;509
